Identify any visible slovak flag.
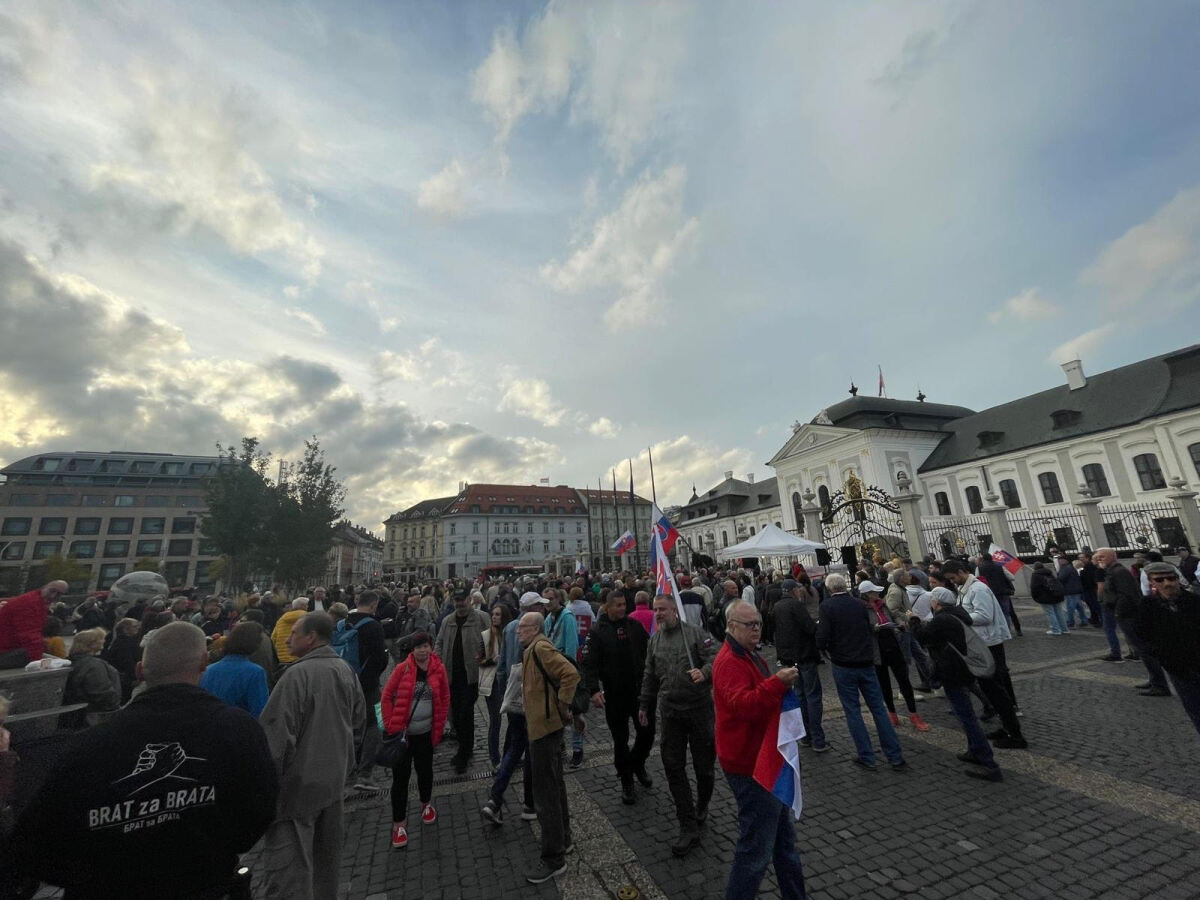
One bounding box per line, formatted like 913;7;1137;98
611;530;636;555
753;689;806;820
649;504;680;570
575;559;586;574
989;543;1024;575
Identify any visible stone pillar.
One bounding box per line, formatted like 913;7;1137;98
801;489;824;547
983;491;1031;598
1166;477;1200;551
1074;491;1107;553
891;472;926;562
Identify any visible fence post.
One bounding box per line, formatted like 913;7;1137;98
984;491;1031;598
1166;477;1200;550
801;489;825;547
1074;488;1107;552
892;472;926;562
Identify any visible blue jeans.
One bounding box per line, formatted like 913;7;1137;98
1167;670;1200;739
1064;593;1089;626
724;773;806;900
572;710;586;753
796;663;825;749
1102;608;1122;656
830;664;903;764
943;684;997;770
899;631;935;689
1040;602;1069;634
490;713;533;809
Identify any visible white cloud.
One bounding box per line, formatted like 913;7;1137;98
284;307;327;336
1049;323;1117;364
988;287;1059;323
615;435;757;509
1081;183;1200;312
588;416;619;438
471;2;690;168
376;338;467;389
416;159;470;219
498;375;566;427
541;166;699;331
345;280;402;333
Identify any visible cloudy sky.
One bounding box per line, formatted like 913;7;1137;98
2;1;1198;529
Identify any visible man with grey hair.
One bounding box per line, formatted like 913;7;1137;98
260;612;365;900
11;621;278;897
0;579;68;666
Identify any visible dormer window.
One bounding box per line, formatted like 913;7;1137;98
1050;409;1081;429
977;431;1004;449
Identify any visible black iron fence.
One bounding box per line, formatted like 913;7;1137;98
1004;507;1093;557
919;514;992;561
1096;500;1186;551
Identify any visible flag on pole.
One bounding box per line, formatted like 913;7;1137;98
752;689;806;820
575;559;586;575
611;530;636;555
628;459;636;506
648;505;680;571
878;365;885;398
989;543;1024;575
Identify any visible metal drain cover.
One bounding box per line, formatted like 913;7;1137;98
616;886;640;900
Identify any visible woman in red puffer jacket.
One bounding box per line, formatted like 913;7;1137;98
380;631;450;848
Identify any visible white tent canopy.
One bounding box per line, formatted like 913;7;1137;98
715;524;827;561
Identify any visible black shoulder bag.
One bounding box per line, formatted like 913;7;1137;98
376;680;428;767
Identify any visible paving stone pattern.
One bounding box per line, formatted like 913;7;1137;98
34;600;1200;898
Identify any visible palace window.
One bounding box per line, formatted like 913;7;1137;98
998;479;1021;509
965;486;983;514
934;492;951;516
1038;472;1063;504
1081;464;1111;497
1132;453;1167;491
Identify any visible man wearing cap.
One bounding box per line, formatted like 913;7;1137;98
435;590;490;773
1133;561;1200;735
941;560;1020;714
774;578;826;752
908;589;1003;780
0;580;67;667
815;573;906;771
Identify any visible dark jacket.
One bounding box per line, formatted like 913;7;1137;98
345;610;388;699
62;653;122;728
976;560;1013;598
102;633;143;703
639;620;713;716
773;592;820;665
11;684;277;899
1079;561;1101;600
815;592;878;668
1138;585;1200;676
909;606;974;688
1056;564;1083;595
1104;562;1143;618
1030;567;1064;604
582;614;649;700
1179;553;1199;584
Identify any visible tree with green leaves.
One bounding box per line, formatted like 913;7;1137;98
200;438;272;593
43;554;90;588
260;438;346;589
133;557;160;572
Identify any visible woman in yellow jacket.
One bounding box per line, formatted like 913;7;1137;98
271;598;310;665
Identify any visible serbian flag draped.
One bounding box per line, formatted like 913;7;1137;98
648;504;680;571
989;543;1024;575
753;689;806;820
611;530;637;556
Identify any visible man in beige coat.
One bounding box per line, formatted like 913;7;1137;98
519;611;579;885
259;612;365;900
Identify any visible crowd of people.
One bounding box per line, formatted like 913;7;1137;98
0;540;1196;898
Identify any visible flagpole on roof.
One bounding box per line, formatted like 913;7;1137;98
647;445;658;505
597;476;608;573
628;458;639;572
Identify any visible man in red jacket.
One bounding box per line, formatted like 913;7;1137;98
712;600;806;900
0;580;67;667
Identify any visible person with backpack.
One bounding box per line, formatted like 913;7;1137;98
334;590;388;791
1030;561;1069;635
908;590;1004;781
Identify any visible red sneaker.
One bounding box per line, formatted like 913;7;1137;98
888;711;901;727
391;823;407;849
909;713;931;732
421;802;437;825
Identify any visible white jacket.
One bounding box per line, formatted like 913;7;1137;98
957;574;1012;646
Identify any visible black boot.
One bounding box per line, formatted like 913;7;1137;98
634;765;653;788
671;828;700;857
621;778;636;805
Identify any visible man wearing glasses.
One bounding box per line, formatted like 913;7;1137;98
712;601;806;900
1137;561;1200;737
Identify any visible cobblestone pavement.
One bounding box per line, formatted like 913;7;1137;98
37;601;1200;899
